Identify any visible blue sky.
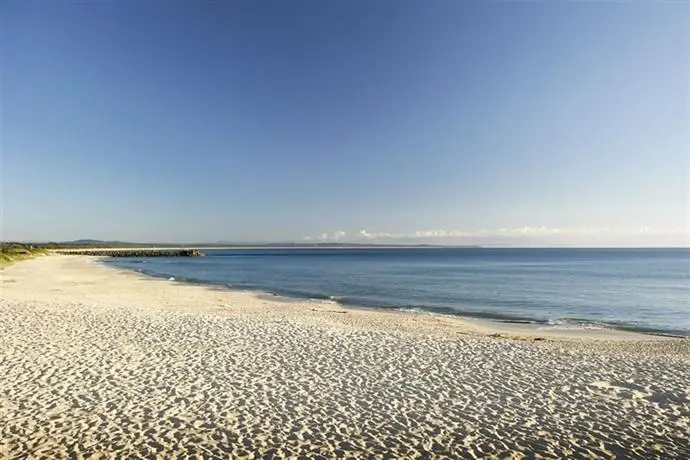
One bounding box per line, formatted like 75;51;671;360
2;1;688;246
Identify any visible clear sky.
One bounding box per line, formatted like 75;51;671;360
2;1;688;246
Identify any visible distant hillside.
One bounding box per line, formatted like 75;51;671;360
16;240;482;249
214;242;481;248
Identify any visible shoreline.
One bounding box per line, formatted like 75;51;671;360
102;256;687;341
2;255;689;458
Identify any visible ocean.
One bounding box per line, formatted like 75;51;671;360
105;248;690;337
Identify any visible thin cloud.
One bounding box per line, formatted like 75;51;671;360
304;226;690;242
308;230;347;241
359;229;373;239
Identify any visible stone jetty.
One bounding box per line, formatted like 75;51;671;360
54;249;205;257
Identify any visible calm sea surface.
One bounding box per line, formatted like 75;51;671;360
106;248;690;336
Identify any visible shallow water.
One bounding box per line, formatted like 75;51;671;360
106;248;690;336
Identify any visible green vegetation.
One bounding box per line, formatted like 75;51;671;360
0;243;48;267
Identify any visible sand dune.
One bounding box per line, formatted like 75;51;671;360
1;256;688;459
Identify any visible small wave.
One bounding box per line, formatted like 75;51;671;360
308;293;334;300
311;298;339;305
545;318;688;337
546;318;606;330
168;277;175;281
393;307;426;314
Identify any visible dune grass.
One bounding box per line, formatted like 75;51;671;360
0;244;48;268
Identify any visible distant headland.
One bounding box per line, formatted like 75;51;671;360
6;240;482;249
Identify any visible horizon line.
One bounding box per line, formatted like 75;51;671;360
3;240;689;250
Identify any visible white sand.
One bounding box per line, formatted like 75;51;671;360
1;255;688;459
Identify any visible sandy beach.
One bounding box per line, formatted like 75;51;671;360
1;255;688;459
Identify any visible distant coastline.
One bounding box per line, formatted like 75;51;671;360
6;239;688;250
7;240;482;250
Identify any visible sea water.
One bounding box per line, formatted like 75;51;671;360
106;248;690;337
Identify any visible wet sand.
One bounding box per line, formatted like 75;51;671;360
1;255;688;459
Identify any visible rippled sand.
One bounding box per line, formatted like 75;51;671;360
1;255;688;459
